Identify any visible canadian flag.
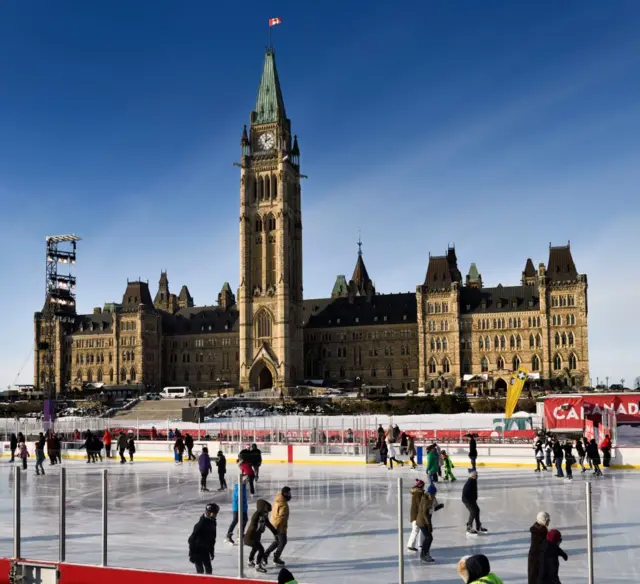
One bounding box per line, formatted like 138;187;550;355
269;17;282;27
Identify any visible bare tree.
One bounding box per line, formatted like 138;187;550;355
635;376;640;390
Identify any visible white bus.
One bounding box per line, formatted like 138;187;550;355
161;386;192;399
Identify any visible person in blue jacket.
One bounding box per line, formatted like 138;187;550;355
225;478;249;545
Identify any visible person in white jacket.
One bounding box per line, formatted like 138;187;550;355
386;437;404;470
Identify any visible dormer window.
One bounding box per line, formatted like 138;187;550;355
383;316;387;321
336;318;340;324
374;316;378;322
497;302;502;309
403;315;407;321
355;317;359;323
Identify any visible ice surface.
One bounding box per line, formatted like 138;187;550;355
0;459;637;583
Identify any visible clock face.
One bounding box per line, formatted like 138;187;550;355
258;132;275;150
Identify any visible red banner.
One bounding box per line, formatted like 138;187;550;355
584;419;594;441
544;393;640;430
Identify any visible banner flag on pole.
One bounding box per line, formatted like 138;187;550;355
505;366;529;419
269;17;282;27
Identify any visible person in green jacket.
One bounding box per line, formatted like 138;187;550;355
441;449;456;481
426;444;439;485
457;554;503;584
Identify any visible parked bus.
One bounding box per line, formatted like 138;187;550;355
160;386;192;399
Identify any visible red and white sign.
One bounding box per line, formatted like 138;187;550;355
544;393;640;430
584;419;594;441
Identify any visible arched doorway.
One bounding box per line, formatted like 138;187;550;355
258;366;273;390
494;378;507;393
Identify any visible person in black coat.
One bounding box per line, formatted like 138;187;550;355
467;434;478;471
552;439;564;477
244;499;276;572
575;439;586;472
461;471;486;534
587;439;602;476
562;441;574;480
528;511;550;584
250;444;263;480
188;503;219;575
216;451;227;491
9;433;17;462
185;433;196;461
538;529;568;584
534;440;547;472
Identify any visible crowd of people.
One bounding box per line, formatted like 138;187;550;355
534;433;610;478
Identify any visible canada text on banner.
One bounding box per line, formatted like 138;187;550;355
544;394;640;430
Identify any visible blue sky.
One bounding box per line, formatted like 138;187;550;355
1;1;639;390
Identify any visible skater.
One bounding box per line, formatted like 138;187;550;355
185;433;196;461
534;439;547;472
407;435;417;469
18;440;28;471
563;440;574;480
82;431;95;463
117;432;127;464
35;432;46;475
537;529;568;584
467;434;478;471
442;450;456;481
545;439;553;469
601;434;612;468
216;450;228;490
583;437;593;469
426;444;439;484
528;512;550;584
400;431;408;456
250;443;262;480
103;429;112;459
457;554;503;584
244;499;276;573
387;437;404;470
239;457;256;495
416;484;439;563
278;568;297;584
587;439;602;476
552;438;564;477
575;438;586;472
9;433;17;462
174;436;185;464
226;478;249;545
435;443;443;478
188;503;219;575
264;486;291;566
94;434;104;462
47;432;56;465
198;446;212;492
379;439;388;467
407;479;425;552
126;434;136;462
462;471;486;535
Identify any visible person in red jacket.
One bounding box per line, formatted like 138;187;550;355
601;435;612;468
240;460;256;495
103;429;113;459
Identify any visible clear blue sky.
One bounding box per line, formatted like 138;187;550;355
1;1;639;389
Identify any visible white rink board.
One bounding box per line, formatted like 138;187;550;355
0;460;636;584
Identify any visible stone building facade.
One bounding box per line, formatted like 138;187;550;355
33;49;590;394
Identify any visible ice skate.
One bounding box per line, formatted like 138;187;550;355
466;527;478;536
478;527;488;534
273;557;285;566
248;560;255;567
255;564;267;573
421;554;435;563
407;546;418;552
225;536;235;546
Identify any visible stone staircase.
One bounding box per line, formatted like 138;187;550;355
113;398;193;421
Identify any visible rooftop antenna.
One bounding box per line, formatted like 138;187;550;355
357;231;363;256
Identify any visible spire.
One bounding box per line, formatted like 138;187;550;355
357;231;363;257
466;263;482;289
348;236;375;300
252;49;287;125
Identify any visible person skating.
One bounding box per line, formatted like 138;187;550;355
467;434;478;471
601;434;612;468
188;503;219;575
407;436;417;469
18;441;28;471
226;478;249;545
587;439;602;476
537;529;568;584
528;511;550;584
264;486;291;566
82;431;95;464
216;450;227;491
583;437;593;469
462;471;486;535
94;434;104;462
387;437;404;470
400;432;408;456
245;499;277;573
435;443;443;479
407;479;425;552
46;432;56;465
552;439;564;478
426;444;439;484
575;438;586;473
174;436;185;464
126;435;136;463
240;457;256;495
379;439;388;467
35;432;46;476
534;439;547;472
563;440;574;480
457;554;503;583
278;568;298;584
9;433;17;463
198;446;212;492
185;433;196;461
416;484;438;563
442;450;456;481
545;439;553;469
117;432;127;464
103;429;112;459
250;443;262;480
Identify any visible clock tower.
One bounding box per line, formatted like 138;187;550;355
238;48;304;390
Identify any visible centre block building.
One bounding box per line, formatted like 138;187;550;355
33;49;590;395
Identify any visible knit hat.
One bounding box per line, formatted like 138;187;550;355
547;529;562;545
457;554;490;583
427;484;437;495
536;511;550;526
415;479;425;489
468;470;478;479
278;568;296;584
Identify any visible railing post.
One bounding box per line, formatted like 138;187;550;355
397;477;404;584
59;467;66;562
102;469;108;566
586;481;594;584
13;466;21;559
237;474;244;578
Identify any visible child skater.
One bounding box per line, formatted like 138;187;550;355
441;450;456;481
244;499;276;573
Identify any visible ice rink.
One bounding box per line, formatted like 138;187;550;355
0;458;637;583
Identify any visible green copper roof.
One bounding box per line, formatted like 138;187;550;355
331;275;348;297
467;263;481;281
253;49;287;125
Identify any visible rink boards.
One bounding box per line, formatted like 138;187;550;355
3;440;640;468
